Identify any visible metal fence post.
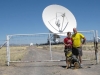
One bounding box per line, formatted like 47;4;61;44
6;35;10;66
95;30;99;64
49;33;52;60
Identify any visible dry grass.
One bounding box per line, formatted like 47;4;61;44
0;47;7;65
10;46;28;61
37;43;100;51
0;46;28;66
37;43;100;60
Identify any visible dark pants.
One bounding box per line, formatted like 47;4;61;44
72;47;82;56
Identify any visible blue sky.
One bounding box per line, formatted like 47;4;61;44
0;0;100;43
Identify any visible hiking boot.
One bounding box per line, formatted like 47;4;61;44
79;64;83;68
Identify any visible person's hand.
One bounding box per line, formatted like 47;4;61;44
80;43;83;47
65;44;67;46
67;44;71;46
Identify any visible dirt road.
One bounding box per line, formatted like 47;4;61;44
0;47;100;75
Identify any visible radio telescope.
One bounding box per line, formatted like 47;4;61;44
42;4;77;36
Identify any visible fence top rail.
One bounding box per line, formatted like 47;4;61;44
7;30;95;37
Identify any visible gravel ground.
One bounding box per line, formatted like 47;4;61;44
0;46;100;75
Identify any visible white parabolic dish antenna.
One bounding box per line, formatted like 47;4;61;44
42;4;77;36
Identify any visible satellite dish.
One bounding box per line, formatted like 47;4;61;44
42;4;77;36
